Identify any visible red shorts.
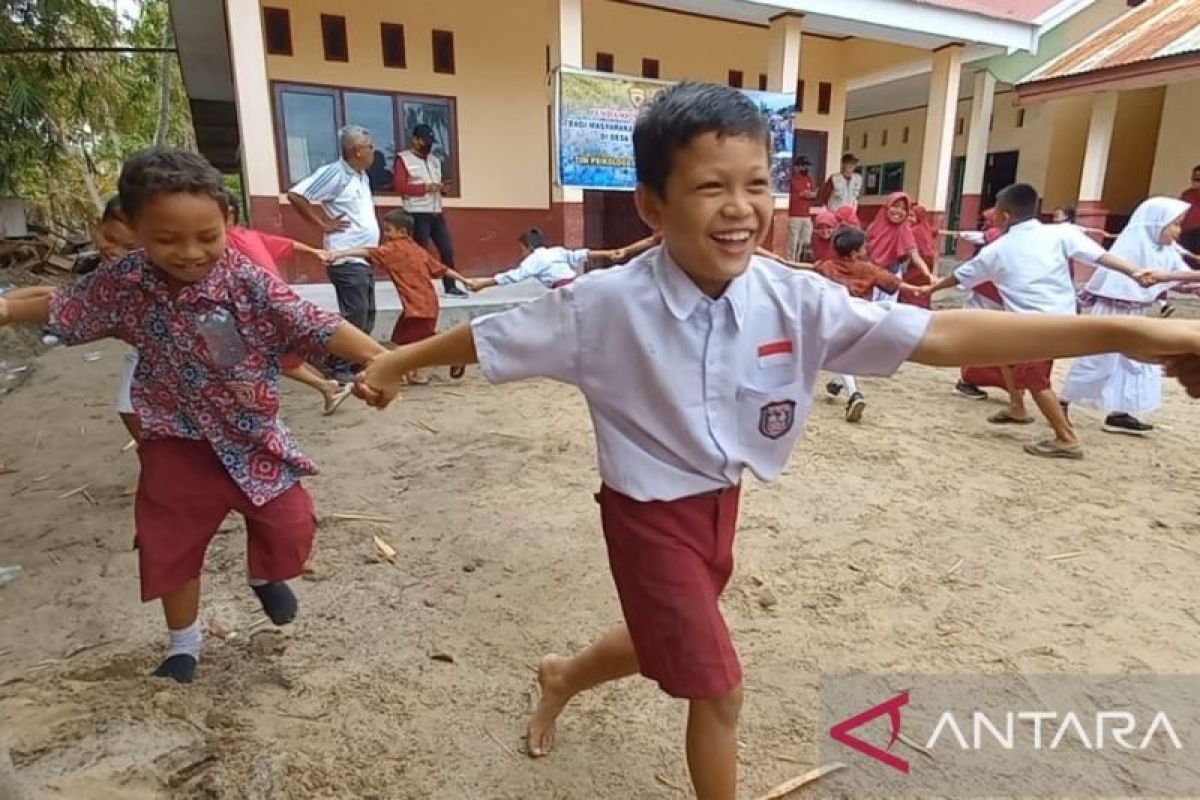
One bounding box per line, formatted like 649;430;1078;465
280;352;304;371
598;484;743;699
961;361;1054;392
134;439;316;601
391;315;438;346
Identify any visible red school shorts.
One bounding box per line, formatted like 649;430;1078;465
598;483;743;700
961;361;1054;393
390;314;438;347
134;438;316;601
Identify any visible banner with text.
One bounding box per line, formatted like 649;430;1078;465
557;68;796;193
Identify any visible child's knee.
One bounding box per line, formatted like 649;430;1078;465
691;684;743;728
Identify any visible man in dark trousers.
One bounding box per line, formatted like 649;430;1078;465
394;123;466;296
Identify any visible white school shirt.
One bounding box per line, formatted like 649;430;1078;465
290;159;380;256
953;220;1106;316
472;247;931;502
494;247;589;288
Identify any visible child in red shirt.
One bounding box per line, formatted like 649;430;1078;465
0;148;383;684
330;209;469;385
816;226;920;421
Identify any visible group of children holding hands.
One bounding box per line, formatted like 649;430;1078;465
5;80;1200;800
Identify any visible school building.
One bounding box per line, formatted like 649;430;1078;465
166;0;1190;282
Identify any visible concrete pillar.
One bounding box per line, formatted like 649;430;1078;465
917;44;964;225
1079;91;1118;203
767;14;803;93
549;0;584;245
958;69;996;256
767;13;804;252
227;0;280;202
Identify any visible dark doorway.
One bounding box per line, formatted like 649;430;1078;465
982;150;1019;210
583;190;651;250
945;155;966;255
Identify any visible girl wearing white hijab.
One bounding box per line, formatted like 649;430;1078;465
1061;197;1200;435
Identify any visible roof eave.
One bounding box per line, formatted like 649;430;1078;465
1016;50;1200;104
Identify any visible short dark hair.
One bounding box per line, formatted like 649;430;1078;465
1192;164;1200;175
382;209;415;233
633;81;768;198
118;148;227;221
100;195;123;222
518;228;546;249
995;183;1039;221
841;153;859;165
224;189;243;224
833;226;866;257
1057;206;1077;223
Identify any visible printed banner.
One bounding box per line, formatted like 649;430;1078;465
557;68;796;193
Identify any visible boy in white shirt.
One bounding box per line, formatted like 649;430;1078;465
356;84;1200;799
924;184;1151;459
466;229;657;292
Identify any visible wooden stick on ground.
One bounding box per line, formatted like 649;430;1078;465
754;763;847;800
325;512;392;524
58;484;91;500
1044;550;1088;562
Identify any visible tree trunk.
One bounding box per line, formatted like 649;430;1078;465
152;26;173;146
80;144;104;215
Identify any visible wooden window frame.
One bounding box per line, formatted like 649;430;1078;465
271;80;462;199
728;70;743;88
641;58;659;79
595;52;614;72
817;81;832;115
380;23;406;69
432;29;456;75
262;6;293;57
320;14;349;63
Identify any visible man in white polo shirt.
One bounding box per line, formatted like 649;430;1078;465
395;123;466;297
288;125;381;381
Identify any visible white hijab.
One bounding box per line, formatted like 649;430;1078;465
1085;196;1190;303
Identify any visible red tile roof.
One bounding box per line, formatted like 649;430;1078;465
1021;0;1200;83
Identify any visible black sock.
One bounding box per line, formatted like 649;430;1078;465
153;653;197;683
252;581;298;625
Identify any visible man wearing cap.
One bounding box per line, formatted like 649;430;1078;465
395;124;466;297
786;155;817;261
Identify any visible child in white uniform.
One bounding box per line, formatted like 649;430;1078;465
354;84;1200;800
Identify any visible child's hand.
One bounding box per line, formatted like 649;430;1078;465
313;249;331;264
354;352;409;409
1122;320;1200;368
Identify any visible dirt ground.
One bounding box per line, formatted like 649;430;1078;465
3;325;1200;799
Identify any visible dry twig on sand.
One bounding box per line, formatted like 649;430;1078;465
753;763;847;800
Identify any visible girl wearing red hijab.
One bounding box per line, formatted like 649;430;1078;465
810;211;839;262
834;205;862;230
864;192;933;301
900;203;938;309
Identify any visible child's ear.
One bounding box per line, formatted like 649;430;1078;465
634;184;663;233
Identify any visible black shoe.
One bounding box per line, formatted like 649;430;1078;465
444;285;468;297
826;381;843;397
955;381;988;400
1103;413;1153;436
845;392;866;423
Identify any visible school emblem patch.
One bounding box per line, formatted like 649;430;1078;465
758;400;796;440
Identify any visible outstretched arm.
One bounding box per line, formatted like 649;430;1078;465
0;295;51;326
911;310;1200;371
357;323;478;406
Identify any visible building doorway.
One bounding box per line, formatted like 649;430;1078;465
982;150;1019;210
583;190;651;250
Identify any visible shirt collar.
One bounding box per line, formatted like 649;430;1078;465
1011;218;1041;233
654;246;747;329
338;157;363;177
138;248;235;304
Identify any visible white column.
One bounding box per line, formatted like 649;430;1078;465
962;70;996;198
1079;92;1118;202
549;0;583;205
917;45;964;213
767;14;803;93
226;0;279;197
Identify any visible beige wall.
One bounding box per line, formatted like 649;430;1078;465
1041;94;1092;209
843;107;927;198
1101;87;1165;214
1149;79;1200;198
264;0;552;210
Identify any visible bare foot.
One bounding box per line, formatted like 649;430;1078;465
526;654;572;758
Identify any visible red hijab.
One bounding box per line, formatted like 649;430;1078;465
811;210;838;262
910;203;937;259
866;192;917;268
834;205;862;229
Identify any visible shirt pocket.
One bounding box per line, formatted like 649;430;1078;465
737;381;809;477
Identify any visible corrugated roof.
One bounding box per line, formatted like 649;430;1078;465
1021;0;1200;83
912;0;1069;23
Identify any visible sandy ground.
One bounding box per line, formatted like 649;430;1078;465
3;318;1200;799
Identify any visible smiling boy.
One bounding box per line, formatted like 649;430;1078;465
354;83;1200;798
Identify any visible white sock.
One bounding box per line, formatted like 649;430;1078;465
166;621;203;661
841;375;860;395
